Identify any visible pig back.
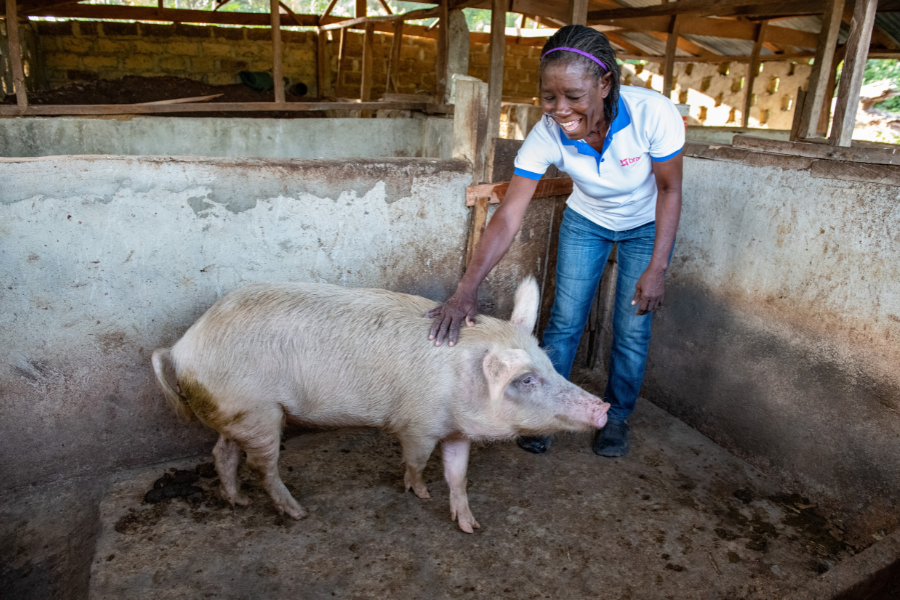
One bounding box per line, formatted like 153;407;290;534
170;283;469;431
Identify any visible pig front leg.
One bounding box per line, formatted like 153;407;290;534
398;433;438;499
441;437;480;533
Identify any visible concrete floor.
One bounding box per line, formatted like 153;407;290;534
2;396;857;600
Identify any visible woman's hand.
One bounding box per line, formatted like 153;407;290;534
632;266;666;315
427;286;478;347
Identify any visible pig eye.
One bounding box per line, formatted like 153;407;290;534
520;375;537;387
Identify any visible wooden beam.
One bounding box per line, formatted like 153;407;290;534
28;3;320;26
488;0;506;139
361;21;375;103
568;0;588;26
647;30;719;58
336;28;347;96
279;0;303;27
320;0;340;21
376;0;393;14
319;7;439;30
587;0;824;20
356;0;365;17
829;0;878;146
466;177;573;205
436;0;450;101
453;78;490;186
662;15;680;98
818;45;845;136
6;0;28;107
316;28;328;97
0;101;454;116
604;31;646;56
588;14;819;48
798;0;843;139
271;0;285;104
387;20;404;93
742;19;767;127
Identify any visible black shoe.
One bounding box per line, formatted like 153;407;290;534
517;435;551;454
593;419;630;457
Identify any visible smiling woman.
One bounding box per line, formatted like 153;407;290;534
428;25;685;460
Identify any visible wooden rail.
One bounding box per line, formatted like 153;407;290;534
465;177;573;206
0;101;454;117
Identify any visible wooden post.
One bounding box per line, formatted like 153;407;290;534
487;0;506;139
336;28;347;97
829;0;878;147
436;0;449;100
568;0;588;26
355;0;365;18
5;0;28;107
789;87;806;142
270;0;284;103
741;20;767;128
360;22;375;103
453;78;490;185
662;15;680;99
798;0;844;139
316;28;328;98
387;20;403;93
818;46;844;137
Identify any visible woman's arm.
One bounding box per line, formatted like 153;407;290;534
428;174;541;346
632;153;683;315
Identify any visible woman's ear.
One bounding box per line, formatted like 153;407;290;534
599;71;613;98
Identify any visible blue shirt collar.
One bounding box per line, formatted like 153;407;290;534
556;95;630;163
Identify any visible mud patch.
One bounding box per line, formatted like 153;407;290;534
769;493;848;559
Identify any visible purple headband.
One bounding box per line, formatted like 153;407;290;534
541;47;608;72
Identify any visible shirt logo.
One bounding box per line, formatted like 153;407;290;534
620;156;641;167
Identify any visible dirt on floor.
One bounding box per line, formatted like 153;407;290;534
1;75;329;118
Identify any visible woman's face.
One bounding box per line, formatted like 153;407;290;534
540;60;612;141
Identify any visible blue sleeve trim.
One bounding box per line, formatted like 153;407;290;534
513;167;544;181
650;146;683;163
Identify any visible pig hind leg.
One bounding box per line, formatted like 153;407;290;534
398;433;438;499
231;409;307;520
212;434;251;507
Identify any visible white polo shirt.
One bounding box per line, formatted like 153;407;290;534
513;85;684;232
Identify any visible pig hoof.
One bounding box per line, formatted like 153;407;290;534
455;514;481;534
233;494;251;507
281;505;308;520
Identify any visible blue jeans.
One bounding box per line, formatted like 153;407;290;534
542;208;662;423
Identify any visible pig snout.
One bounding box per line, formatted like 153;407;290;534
568;393;610;429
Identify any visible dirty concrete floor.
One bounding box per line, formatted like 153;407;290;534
3;398;853;600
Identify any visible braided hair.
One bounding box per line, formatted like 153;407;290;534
540;25;621;125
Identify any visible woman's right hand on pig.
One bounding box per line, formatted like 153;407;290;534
428;285;478;347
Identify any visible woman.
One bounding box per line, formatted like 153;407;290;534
429;25;683;458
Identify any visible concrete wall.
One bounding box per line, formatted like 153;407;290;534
0;116;452;159
0;155;471;489
643;148;900;535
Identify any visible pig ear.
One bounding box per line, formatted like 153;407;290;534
510;276;539;335
483;348;531;402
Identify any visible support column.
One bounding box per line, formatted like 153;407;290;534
453;77;490;185
361;22;375;103
662;15;680;99
567;0;588;26
386;20;404;94
316;28;328;98
818;46;845;137
741;20;767;128
829;0;878;147
436;0;450;101
270;0;284;103
487;0;506;139
798;0;844;139
5;0;28;107
336;28;347;97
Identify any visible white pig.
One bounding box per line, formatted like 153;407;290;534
151;278;609;533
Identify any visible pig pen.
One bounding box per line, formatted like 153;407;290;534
2;143;900;599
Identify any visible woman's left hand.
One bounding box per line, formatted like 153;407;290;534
632;266;667;315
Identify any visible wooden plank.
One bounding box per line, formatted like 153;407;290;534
270;0;285;104
5;0;28;107
789;87;806;141
466;177;574;206
647;29;719;59
453;78;490;185
466;196;490;267
28;3;320;25
361;22;375;104
568;0;588;26
488;0;506;139
320;0;340;20
336;28;347;96
798;0;844;139
742;20;767;127
319;8;438;31
279;0;303;27
356;0;365;17
830;0;878;146
732;135;900;165
662;15;680;98
387;20;404;93
316;28;328;98
587;0;823;20
137;94;223;105
605;31;646;56
436;0;450;101
0;101;452;116
818;45;844;136
376;0;393;14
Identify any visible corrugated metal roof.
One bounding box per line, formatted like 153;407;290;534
682;34;758;57
875;12;900;48
618;31;692;56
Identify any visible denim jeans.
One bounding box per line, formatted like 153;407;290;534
541;208;663;423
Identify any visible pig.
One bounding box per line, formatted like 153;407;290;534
151;277;609;533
